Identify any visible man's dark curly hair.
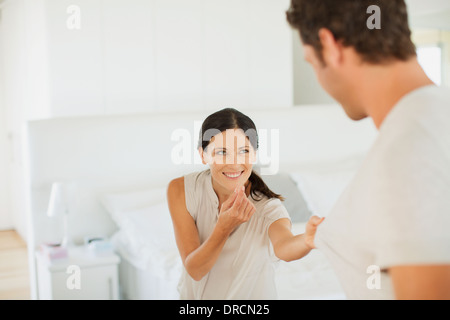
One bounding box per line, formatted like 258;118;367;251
286;0;417;64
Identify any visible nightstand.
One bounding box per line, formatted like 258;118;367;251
36;246;120;300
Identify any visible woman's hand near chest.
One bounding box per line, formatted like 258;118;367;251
216;186;256;235
168;179;254;281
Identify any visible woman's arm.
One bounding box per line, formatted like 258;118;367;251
268;216;324;262
167;179;255;281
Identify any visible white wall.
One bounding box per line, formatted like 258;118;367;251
1;0;25;233
292;31;335;105
0;7;13;230
0;0;51;238
412;28;450;87
45;0;293;117
407;0;450;17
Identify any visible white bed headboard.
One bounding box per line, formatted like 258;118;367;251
24;105;377;298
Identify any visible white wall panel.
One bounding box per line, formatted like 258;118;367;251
155;0;203;110
46;0;104;117
103;0;157;114
203;0;250;110
41;0;294;114
248;0;293;108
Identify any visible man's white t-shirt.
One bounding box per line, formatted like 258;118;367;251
315;85;450;299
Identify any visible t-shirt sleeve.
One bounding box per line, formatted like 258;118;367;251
370;128;450;269
262;198;291;232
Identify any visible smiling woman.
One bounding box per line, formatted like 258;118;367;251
166;108;323;300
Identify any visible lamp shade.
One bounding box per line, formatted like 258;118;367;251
47;182;70;218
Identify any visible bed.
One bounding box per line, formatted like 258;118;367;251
24;105;377;300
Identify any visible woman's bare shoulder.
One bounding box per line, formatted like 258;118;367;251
167;176;185;197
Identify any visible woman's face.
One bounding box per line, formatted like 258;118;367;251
201;129;256;193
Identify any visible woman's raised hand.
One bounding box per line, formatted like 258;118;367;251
217;186;256;235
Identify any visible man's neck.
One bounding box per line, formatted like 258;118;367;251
359;58;434;129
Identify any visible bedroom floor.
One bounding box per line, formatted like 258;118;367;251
0;230;30;300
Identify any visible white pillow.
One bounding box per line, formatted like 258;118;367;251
289;156;363;217
100;186;182;277
117;203;181;278
124;203;176;251
100;187;167;225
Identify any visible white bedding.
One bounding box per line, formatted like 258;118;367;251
111;221;345;300
275;223;345;300
113;231;181;300
275;251;346;300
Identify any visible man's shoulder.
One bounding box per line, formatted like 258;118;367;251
375;85;450;154
391;85;450;125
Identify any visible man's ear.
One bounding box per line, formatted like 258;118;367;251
318;28;343;68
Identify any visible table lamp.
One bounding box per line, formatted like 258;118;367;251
47;182;71;247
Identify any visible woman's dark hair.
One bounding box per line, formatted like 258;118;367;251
198;108;284;202
286;0;417;65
